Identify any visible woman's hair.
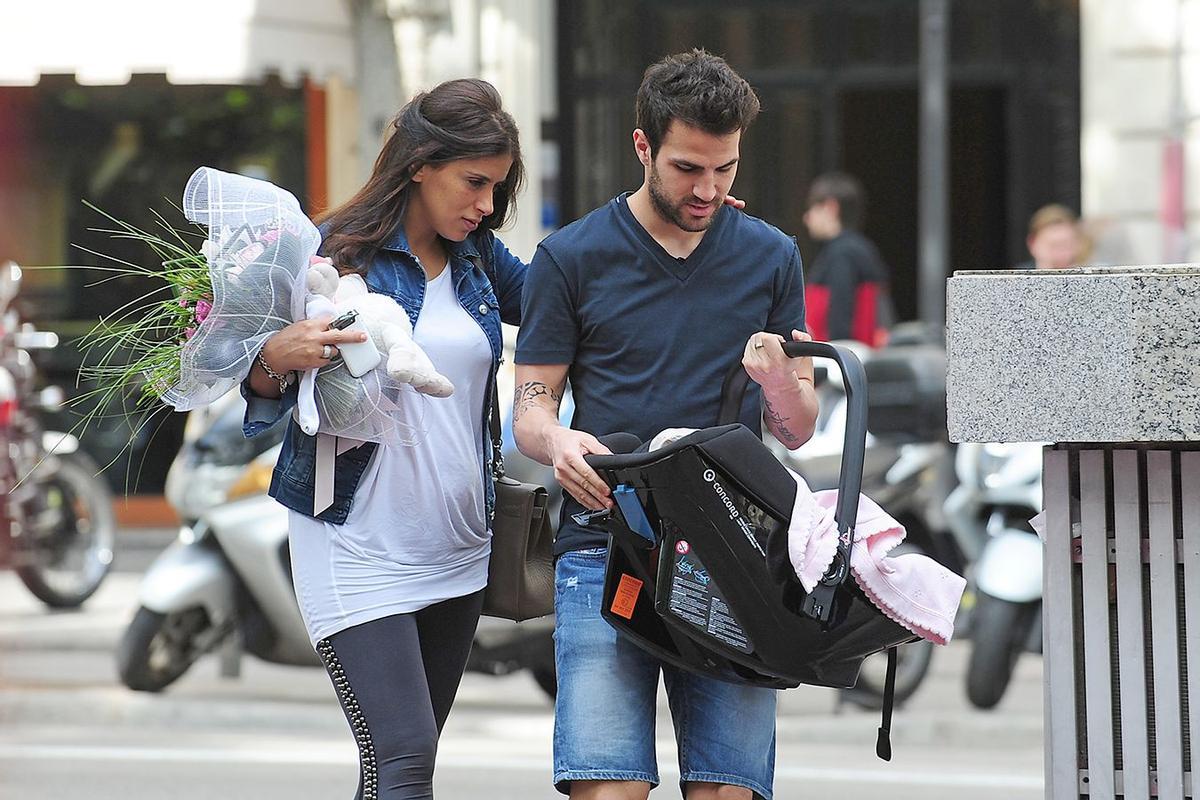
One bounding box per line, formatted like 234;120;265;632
318;78;524;275
635;48;760;156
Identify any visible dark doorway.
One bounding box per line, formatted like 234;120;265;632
839;86;1008;322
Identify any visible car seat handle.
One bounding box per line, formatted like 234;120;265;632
717;340;868;536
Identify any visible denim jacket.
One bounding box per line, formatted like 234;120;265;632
241;226;526;524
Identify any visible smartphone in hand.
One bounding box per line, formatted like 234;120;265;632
328;310;381;377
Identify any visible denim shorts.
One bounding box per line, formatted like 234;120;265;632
552;547;777;799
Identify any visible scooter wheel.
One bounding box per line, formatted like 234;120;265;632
840;640;934;710
15;451;115;608
117;606;214;692
965;592;1033;710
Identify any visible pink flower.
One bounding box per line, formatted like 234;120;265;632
184;327;197;340
235;242;265;268
194;300;212;324
178;297;189;308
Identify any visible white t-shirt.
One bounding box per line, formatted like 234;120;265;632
288;266;493;644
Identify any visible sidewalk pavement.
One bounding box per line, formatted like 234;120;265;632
0;539;1045;754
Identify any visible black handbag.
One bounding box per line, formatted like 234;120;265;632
481;381;555;621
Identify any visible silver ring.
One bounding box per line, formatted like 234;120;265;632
753;340;765;350
321;344;333;360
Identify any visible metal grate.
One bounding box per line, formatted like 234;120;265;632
1044;446;1197;799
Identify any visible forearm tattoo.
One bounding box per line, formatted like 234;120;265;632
514;381;562;424
763;397;801;446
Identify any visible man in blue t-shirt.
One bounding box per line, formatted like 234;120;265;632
514;49;818;800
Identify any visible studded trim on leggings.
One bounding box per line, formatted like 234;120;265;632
316;638;379;800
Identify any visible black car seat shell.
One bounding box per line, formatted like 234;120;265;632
590;424;917;691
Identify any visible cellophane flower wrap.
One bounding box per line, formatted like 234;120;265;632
166;166;315;409
89;166;427;446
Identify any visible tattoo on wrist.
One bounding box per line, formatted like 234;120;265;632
763;397;800;445
514;381;562;424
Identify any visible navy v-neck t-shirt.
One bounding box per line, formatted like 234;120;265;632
516;193;807;554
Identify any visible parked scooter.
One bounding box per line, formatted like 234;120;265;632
0;261;116;608
119;392;560;697
116;393;302;691
943;441;1043;709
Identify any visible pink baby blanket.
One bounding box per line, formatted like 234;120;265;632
646;429;965;645
785;469;965;645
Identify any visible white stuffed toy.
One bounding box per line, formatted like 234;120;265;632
305;258;454;398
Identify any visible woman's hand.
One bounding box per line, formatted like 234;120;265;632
260;317;368;373
248;317;370;398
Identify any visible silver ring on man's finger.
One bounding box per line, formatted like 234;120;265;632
753;340;765;350
321;344;333;360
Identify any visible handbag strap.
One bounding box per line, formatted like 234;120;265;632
488;375;506;480
468;252;507;480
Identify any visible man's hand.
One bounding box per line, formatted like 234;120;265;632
742;328;813;391
743;329;818;450
513;364;615;509
546;428;613;511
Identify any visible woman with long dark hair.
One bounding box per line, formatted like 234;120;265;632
242;78;526;799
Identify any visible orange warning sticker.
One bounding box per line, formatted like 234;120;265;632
610;574;643;620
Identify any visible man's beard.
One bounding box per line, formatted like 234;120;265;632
648;164;719;233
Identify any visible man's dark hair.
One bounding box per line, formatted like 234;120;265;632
807;172;866;230
635;49;761;155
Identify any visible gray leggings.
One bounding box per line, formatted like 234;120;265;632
314;590;485;800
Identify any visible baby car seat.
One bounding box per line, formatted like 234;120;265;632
583;342;918;756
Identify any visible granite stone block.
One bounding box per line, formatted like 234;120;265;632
946;265;1200;443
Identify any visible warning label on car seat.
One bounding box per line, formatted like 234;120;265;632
667;549;752;653
611;574;643;620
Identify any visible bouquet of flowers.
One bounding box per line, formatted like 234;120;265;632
76;207;214;410
80;167;428;446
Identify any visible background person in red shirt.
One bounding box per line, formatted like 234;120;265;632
802;172;892;346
